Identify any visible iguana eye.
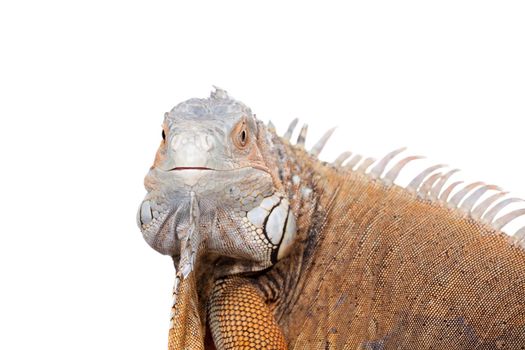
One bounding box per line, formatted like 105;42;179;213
162;129;166;141
240;130;247;145
232;120;249;149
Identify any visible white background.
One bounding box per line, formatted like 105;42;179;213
1;1;524;349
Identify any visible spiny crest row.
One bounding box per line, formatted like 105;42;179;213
269;119;525;247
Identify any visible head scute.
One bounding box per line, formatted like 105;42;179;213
166;88;253;123
210;86;230;100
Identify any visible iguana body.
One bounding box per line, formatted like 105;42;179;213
137;88;525;349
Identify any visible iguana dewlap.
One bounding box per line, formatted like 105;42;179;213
137;88;525;349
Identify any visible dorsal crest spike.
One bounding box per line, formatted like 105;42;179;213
310;127;336;157
267;120;276;132
383;156;424;186
429;169;460;200
471;191;508;220
344;155;362;171
418;172;443;198
333;151;352;167
407;164;447;193
283;118;299;141
370;147;407;179
514;226;525;245
493;208;525;231
482;198;524;223
460;185;501;213
296;124;308;147
439;181;464;202
449;182;485;208
356;157;376;174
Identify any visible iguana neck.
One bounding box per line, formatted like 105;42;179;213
253;135;342;304
269;133;336;248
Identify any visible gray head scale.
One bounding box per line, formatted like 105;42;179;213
137;87;297;276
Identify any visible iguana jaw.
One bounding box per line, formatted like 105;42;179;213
138;165;274;251
139;163;298;272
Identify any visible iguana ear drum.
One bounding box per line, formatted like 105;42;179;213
246;193;297;262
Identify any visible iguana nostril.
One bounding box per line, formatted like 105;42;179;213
138;200;153;227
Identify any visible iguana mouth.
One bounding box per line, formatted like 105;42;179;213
167;166;271;173
169;167;213;171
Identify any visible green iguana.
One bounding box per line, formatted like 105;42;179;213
137;87;525;349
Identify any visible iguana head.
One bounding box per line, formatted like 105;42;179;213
137;88;297;276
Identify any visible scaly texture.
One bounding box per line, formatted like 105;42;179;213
137;88;525;349
262;154;525;348
208;277;287;349
168;273;204;350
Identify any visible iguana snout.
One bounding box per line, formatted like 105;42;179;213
164;132;215;170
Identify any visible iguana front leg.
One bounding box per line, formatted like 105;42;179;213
208;276;287;350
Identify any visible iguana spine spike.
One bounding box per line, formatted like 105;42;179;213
449;182;485;208
418;172;443;198
460;185;501;213
439;181;464;202
169;274;181;328
344;155;362;170
333;151;352;167
493;208;525;231
383;156;424;186
407;164;447;193
283;118;299;141
514;226;525;244
310;127;336;157
370;147;407;179
471;191;508;220
356;157;376;174
482;198;524;223
429;169;460;200
268;120;276;132
296;124;308;147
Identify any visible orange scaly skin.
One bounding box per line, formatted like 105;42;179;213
168;273;205;350
139;90;525;349
261;146;525;348
165;138;525;349
208;277;287;349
